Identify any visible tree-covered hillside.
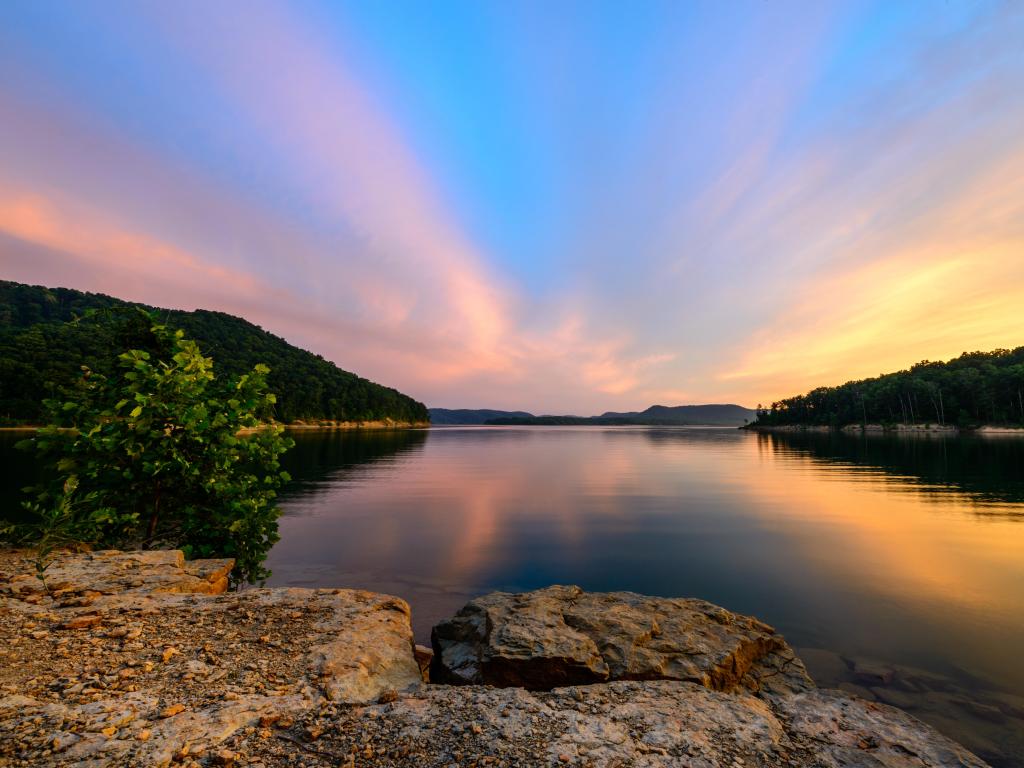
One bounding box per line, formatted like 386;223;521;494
752;347;1024;428
0;281;429;425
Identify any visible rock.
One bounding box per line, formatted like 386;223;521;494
842;655;897;686
794;646;847;685
777;689;988;767
60;614;103;630
7;550;235;603
954;697;1008;724
837;681;877;701
282;588;422;704
0;550;422;766
0;552;991;768
431;585;812;693
221;681;988;768
413;644;433;681
182;559;235;594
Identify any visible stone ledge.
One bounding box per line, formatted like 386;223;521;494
0;551;989;767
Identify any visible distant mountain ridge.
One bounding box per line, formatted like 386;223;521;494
597;404;755;426
0;281;428;425
432;404;755;427
429;408;535;425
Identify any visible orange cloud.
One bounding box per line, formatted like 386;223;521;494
717;145;1024;404
0;191;270;295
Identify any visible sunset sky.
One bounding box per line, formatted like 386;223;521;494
2;0;1022;413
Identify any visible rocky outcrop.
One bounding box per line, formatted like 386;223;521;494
5;549;234;602
216;681;987;767
0;552;989;767
0;549;422;766
431;585;812;694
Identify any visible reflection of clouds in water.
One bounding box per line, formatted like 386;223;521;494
266;426;1024;704
734;437;1024;618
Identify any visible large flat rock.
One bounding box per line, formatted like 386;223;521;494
217;680;987;767
0;555;988;767
3;549;234;602
431;585;813;693
0;550;422;766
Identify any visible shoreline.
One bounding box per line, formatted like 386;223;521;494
744;423;1024;435
1;420;432;434
281;420;430;431
0;548;988;768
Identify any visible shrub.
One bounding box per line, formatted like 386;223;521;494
15;312;293;583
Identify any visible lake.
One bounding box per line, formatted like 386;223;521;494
3;425;1023;765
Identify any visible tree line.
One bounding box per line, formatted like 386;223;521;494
0;281;429;425
752;347;1024;428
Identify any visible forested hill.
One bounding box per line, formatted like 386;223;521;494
0;281;429;425
751;347;1024;428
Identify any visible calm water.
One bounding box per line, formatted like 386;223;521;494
2;426;1023;764
268;426;1024;766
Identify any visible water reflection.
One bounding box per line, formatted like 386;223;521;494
2;426;1021;764
0;431;45;523
755;430;1024;509
266;426;1024;766
282;428;428;488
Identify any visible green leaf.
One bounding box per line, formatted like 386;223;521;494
129;406;143;418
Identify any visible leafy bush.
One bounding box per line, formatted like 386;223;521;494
14;313;294;583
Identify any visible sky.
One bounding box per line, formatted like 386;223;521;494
1;0;1023;413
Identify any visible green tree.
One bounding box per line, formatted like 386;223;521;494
18;314;294;583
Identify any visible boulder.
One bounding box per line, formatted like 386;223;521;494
431;585;812;693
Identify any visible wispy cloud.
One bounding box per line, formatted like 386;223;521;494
1;1;1022;412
